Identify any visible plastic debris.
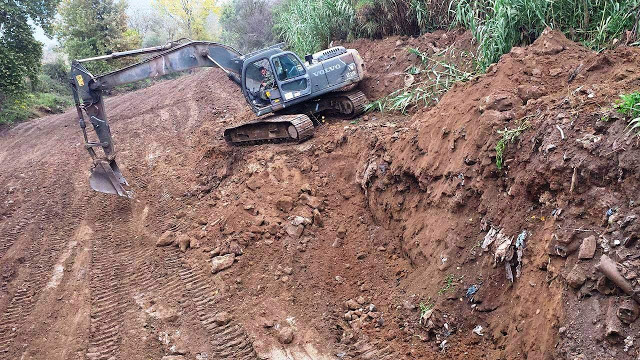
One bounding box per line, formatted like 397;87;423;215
606;208;615;217
466;285;479;299
482;226;528;282
473;325;484;336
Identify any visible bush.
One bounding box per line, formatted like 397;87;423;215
454;0;640;71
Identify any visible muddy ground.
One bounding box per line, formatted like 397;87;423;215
0;29;639;360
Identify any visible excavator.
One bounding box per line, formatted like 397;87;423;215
70;40;368;198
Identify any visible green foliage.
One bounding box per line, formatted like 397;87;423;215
437;274;458;295
616;91;640;136
366;47;475;113
0;0;61;123
418;299;435;323
56;0;141;74
152;0;220;40
272;0;457;56
220;0;276;53
454;0;640;71
273;0;355;55
495;119;531;170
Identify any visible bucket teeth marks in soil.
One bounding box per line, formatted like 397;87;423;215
86;218;134;360
346;339;399;360
165;250;258;360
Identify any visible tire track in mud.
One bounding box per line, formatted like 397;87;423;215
162;249;259;359
348;339;399;360
0;179;79;355
85;212;135;360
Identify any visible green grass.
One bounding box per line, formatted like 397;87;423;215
616;91;640;136
495;119;531;170
438;274;459;295
454;0;640;72
365;47;476;114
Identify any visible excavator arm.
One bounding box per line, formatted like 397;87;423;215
70;41;244;197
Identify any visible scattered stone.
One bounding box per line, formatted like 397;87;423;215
332;239;342;248
312;209;323;227
299;193;323;209
278;327;294;344
335;276;344;284
300;183;312;194
213;311;232;326
578;235;597;259
356;296;366;305
356;252;367;260
281;276;289;282
211;254;235;274
377;246;386;252
558;327;567;335
368;304;377;312
291;216;311;227
283;267;293;275
176;234;191;252
156;231;174;247
276;196;294;212
566;265;587;289
337;226;347;239
285;224;304;239
345;299;360;310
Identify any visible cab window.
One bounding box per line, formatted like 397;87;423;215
273;54;305;81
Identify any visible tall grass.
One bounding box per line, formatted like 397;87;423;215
454;0;640;71
273;0;457;55
273;0;355;55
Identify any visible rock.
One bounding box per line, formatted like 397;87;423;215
156;231;174;247
299;193;323;209
369;304;377;312
291;216;311;226
283;267;293;275
332;238;342;248
517;85;545;103
479;92;521;112
285;224;304;238
312;209;323;227
344;312;354;321
356;252;367;260
276;196;294;212
335;276;344;283
356;296;366;305
566;265;587;289
176;234;191;252
300;183;312;194
211;254;235;274
278;326;294;344
345;299;360;310
578;235;597;260
337;226;347;239
213;311;232;326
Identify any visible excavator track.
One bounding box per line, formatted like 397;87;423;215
224;114;314;145
336;89;368;117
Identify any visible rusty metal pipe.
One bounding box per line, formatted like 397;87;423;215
596;255;640;304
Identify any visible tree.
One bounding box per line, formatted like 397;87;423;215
219;0;276;53
55;0;141;74
0;0;61;122
152;0;220;40
128;8;180;46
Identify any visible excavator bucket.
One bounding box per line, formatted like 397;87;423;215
89;159;131;198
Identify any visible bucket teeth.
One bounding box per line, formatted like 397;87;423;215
89;160;132;198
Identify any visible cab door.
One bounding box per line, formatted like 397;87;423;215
270;52;311;104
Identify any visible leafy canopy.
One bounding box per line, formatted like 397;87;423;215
0;0;61;122
55;0;141;74
153;0;220;40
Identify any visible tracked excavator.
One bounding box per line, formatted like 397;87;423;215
70;40;367;198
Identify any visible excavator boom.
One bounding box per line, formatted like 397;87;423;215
70;41;245;197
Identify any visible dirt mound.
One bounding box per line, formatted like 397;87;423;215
359;28;640;358
342;28;475;101
1;28;639;360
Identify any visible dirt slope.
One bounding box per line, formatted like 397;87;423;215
0;29;639;360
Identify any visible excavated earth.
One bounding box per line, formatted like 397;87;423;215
0;29;639;360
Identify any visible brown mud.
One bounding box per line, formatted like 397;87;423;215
0;28;639;359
